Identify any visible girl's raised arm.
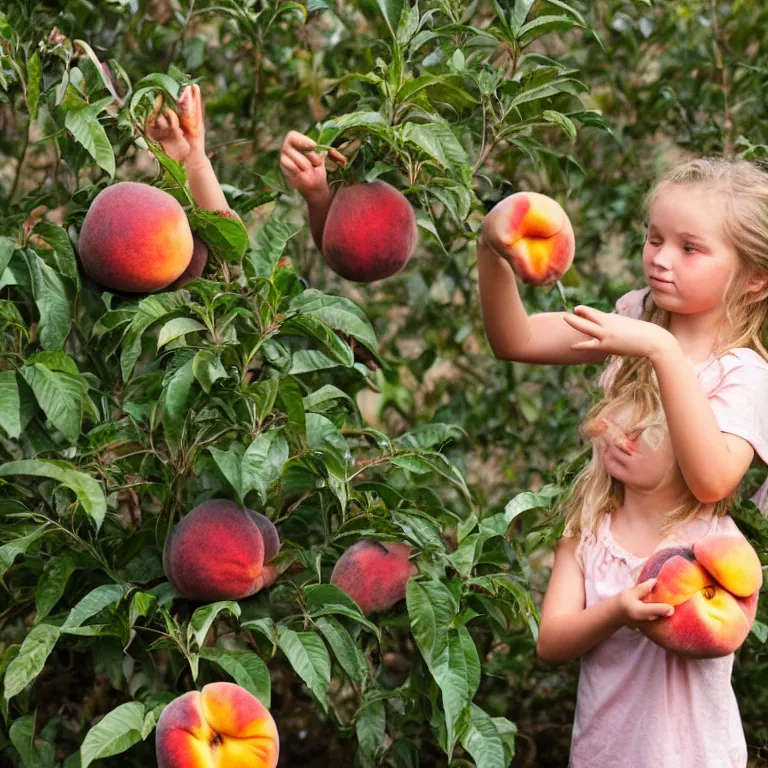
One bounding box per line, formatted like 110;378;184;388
537;537;672;663
477;240;609;365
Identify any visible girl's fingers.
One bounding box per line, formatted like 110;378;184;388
328;147;348;165
571;339;601;350
305;149;324;168
635;578;657;596
287;131;317;150
563;313;603;338
574;305;604;321
285;147;312;173
280;156;299;175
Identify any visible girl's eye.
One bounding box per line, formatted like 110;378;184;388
647;239;662;247
683;243;698;253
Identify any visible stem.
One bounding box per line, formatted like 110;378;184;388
6;117;30;212
555;280;570;311
711;0;733;155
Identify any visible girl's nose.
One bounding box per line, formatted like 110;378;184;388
651;244;673;270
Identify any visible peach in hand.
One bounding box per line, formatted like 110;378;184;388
156;682;279;768
481;191;575;285
330;540;418;615
163;500;280;601
637;533;762;658
322;181;418;282
78;181;194;293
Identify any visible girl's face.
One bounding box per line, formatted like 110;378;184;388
642;184;740;316
590;405;682;494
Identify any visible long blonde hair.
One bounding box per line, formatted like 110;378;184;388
563;156;768;538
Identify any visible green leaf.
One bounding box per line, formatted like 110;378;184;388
517;14;585;46
80;701;145;767
356;698;386;766
188;208;249;261
32;221;78;280
9;714;35;767
200;648;271;708
156;317;208;350
460;704;508;768
0;527;49;581
399;122;470;170
63;96;115;177
4;624;60;701
0;236;16;275
315;616;368;683
22;363;86;442
396;2;420;45
374;0;405;37
249;214;301;277
36;552;75;623
504;487;558;523
0;371;23;439
242;430;289;504
277;628;331;712
209;443;245;503
187;601;241;653
24;249;72;352
0;460;106;530
26;51;41;120
192;349;228;394
543;109;577;141
162;356;196;429
62;584;127;631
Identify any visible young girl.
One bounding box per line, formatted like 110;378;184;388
539;399;754;767
478;157;768;766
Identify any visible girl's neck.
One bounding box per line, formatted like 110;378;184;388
667;307;726;363
614;482;686;535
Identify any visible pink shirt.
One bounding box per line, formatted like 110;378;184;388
572;513;749;768
604;288;768;509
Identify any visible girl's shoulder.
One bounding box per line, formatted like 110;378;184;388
718;347;768;372
614;287;650;320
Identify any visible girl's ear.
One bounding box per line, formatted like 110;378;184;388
745;272;768;302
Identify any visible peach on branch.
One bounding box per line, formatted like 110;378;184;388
156;682;279;768
166;235;209;290
163;500;280;601
78;181;193;293
330;540;418;615
322;180;418;282
637;533;762;658
481;191;575;285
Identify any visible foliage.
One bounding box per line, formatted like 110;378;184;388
1;0;767;766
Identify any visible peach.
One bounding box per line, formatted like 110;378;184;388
330;540;418;615
78;181;193;293
322;181;418;282
156;682;279;768
163;500;280;601
638;533;762;658
482;191;575;285
167;235;209;290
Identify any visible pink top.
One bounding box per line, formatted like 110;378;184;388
604;288;768;510
571;513;749;768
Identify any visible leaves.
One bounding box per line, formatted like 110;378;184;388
277;628;331;712
199;648;271;707
62;95;116;177
0;460;107;530
4;624;60;701
80;701;146;767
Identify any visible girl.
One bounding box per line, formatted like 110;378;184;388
478;156;768;507
539;398;754;767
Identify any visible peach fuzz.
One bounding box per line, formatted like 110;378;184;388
637;533;762;658
78;181;193;293
163;500;280;601
156;682;279;768
330;540;418;615
322;180;418;283
167;234;209;290
481;191;575;285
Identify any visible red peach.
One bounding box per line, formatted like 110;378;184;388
330;540;418;615
482;191;575;285
79;181;193;293
322;181;418;282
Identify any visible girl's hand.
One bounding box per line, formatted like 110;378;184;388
563;305;673;360
146;84;205;164
618;578;674;627
280;131;330;201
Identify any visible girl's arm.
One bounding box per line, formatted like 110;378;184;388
477;240;611;365
537;536;673;664
649;337;755;502
279;131;333;249
146;84;229;212
563;306;756;503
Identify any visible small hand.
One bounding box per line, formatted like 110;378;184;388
146;84;205;164
280;130;330;201
563;304;672;359
618;578;674;628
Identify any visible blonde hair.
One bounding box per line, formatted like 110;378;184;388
563;156;768;539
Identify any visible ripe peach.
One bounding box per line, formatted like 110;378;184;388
78;181;193;293
482;191;575;285
156;682;279;768
166;235;209;290
638;533;763;658
163;500;280;601
322;181;418;282
330;540;418;615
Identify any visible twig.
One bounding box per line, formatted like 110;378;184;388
711;0;733;155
